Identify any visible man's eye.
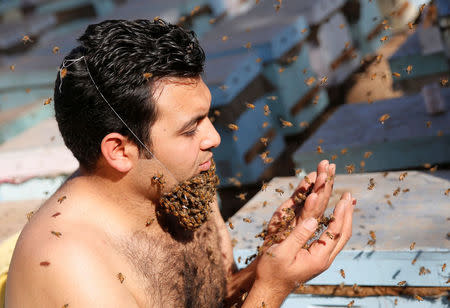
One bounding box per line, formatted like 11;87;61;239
184;128;198;136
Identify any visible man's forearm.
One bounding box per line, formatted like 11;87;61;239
224;259;257;307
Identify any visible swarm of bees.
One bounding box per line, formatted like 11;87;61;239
158;160;219;230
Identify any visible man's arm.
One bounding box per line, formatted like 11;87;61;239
6;232;139;308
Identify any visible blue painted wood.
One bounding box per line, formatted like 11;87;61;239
348;0;387;56
0;175;67;201
388;32;449;82
293;89;450;174
36;0;115;17
204;52;263;107
213;95;285;185
0;88;52;111
436;0;450;17
230;172;450;289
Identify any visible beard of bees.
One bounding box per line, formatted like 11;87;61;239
157;159;220;234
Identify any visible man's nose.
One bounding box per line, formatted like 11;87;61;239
200;118;221;150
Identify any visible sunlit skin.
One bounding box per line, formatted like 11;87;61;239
6;76;354;308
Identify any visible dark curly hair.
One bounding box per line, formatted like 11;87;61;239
54;19;205;171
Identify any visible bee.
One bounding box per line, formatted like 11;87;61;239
275;188;284;195
387;200;393;207
40;261;50;266
222;35;229;41
294;168;302;175
219;85;228;90
445;188;450;196
231;238;238;247
302;68;308;74
441;78;448;86
60;68;68;79
22;35;33;44
369;230;376;240
399;172;407;181
262;121;269;128
260;137;268;146
383;171;389;177
10;65;15;71
370;73;377;80
320;76;328;85
364;151;373;159
402;188;410;193
51;212;61;218
301;28;307;33
376;54;383;63
214;110;221;116
289;182;294;190
392;72;401;78
318;139;324;144
393;187;401;196
360;160;365;169
228;221;234;230
419;266;430;275
228;177;241;187
209;18;216;24
51;231;62;238
347;300;355;307
43;97;52;105
256;57;262;63
317;146;324;154
62;304;69;308
437;130;443;137
143;72;153;80
151;174;165;187
246;102;255;109
415;295;423;302
263;157;273;164
25;88;31;93
57;196;67;204
406;65;413;74
313;95;320;105
340;269;345;278
341;148;348;155
261;182;269;191
379;114;390;124
339;23;345;29
244;42;251;49
117;272;125;283
241;291;248;301
260;151;270;160
304;175;311;184
266;96;277;101
262;201;268;207
278;67;285;73
442;263;446;271
26;211;35;222
228;123;239;131
426;121;431;128
419;3;426;12
397;280;406;286
380;36;388;42
145;218;154;227
394;298;398;305
299;121;309;128
345;164;355;174
52;46;60;54
430;165;438;172
281;119;293;127
344;41;350;50
368;178;375;190
331;154;337;161
412;258;417;265
263;105;270;116
305;76;316;86
236;193;247;201
243;217;252;223
237;256;241;263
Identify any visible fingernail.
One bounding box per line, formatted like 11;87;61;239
352;199;357;205
304;217;317;231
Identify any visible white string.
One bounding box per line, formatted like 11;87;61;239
59;56;178;183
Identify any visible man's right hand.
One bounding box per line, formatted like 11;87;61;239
243;192;355;307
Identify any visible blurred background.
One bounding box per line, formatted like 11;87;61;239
0;0;448;306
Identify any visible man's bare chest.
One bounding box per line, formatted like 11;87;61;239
115;222;226;308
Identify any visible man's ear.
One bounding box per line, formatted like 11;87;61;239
100;133;138;173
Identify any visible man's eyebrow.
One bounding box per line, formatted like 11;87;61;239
177;112;208;133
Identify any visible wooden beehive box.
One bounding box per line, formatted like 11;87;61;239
229;171;450;307
292;88;450;175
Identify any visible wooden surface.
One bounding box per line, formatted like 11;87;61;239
230;171;450;286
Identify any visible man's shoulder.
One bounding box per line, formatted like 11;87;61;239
6;212;138;307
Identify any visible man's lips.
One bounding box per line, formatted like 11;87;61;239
199;156;212;171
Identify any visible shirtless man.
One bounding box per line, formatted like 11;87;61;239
5;19;355;307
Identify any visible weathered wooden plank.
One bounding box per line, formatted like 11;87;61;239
293;89;450;174
230;171;450;287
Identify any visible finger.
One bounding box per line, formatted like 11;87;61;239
317;160;329;175
277;217;318;257
308;193;351;260
329;197;356;261
292;171;317;196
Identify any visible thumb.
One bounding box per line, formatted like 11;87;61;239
278;218;317;255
